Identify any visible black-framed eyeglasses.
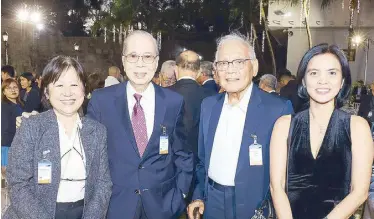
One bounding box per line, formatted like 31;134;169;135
123;53;158;64
214;58;252;71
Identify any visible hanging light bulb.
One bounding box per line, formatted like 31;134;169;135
157;31;161;51
250;23;253;44
113;24;116;43
241;12;244;27
357;0;360;13
104;26;107;43
259;0;263;25
342;0;345;10
119;24;123;44
262;30;265;52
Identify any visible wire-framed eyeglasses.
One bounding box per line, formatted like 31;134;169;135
123;53;158;64
214;58;252;71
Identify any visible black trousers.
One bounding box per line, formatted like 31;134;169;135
55;199;84;219
134;197;148;219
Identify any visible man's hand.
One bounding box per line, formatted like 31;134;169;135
16;111;39;128
187;199;204;219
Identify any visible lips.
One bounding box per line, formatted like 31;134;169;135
226;78;239;82
315;88;330;94
60;99;76;105
134;72;147;78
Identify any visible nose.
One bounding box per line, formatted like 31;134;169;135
136;56;145;67
317;74;328;84
62;87;73;96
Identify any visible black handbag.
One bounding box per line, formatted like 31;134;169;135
250;116;294;219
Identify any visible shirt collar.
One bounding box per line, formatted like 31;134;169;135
56;114;82;138
202;78;214;85
178;76;196;81
223;82;253;112
127;81;154;102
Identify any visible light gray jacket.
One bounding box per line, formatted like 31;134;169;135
3;110;112;219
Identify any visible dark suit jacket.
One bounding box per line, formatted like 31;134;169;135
168;79;216;157
280;80;306;113
87;82;193;219
20;87;41;112
193;85;293;219
4;110;112;219
358;94;374;125
1;102;23;146
203;80;219;93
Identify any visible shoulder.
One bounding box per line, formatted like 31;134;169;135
202;93;223;107
91;83;125;100
82;116;107;134
274;115;292;130
350;115;370;130
258;88;289;107
158;85;184;102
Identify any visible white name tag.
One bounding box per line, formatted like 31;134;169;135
38;159;52;184
249;143;263;166
159;135;169;155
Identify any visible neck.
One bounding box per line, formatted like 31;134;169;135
130;81;150;93
309;99;335;122
54;110;79;137
7;98;17;104
178;71;196;80
227;83;251;105
26;87;32;92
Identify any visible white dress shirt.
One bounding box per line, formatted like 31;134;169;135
105;76;120;87
127;82;155;140
208;83;253;186
57;116;86;202
178;76;196;81
202;78;214;85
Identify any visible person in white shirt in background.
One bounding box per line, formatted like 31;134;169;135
259;74;278;95
105;66;121;87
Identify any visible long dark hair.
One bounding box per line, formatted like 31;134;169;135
1;78;24;106
296;43;352;108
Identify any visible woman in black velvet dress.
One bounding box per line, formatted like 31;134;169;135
270;44;373;219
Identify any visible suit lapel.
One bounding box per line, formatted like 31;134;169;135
142;84;166;159
235;86;263;177
114;82;139;156
80;118;95;175
206;94;225;168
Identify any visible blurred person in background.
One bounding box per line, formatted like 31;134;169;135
1;78;23;179
82;72;105;115
160;60;177;87
197;61;219;93
259;74;278;95
105;66;121;87
19;72;41;112
1;65;15;81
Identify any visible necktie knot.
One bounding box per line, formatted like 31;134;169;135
134;93;142;104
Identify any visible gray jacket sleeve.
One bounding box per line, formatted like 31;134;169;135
82;126;112;219
6;119;50;219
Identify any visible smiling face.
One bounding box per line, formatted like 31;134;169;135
304;53;343;106
215;39;258;94
3;81;20;102
122;34;159;90
46;67;85;117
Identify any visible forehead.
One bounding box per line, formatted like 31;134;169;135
307;53;341;69
126;34;157;55
55;67;81;82
217;39;249;60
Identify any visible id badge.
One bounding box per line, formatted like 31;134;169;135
249;144;263;166
159;135;169;154
38;159;52;184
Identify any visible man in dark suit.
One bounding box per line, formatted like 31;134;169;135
87;30;193;219
279;74;306;113
259;74;278;95
187;32;293;219
197;61;219;93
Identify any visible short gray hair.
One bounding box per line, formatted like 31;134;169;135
160;60;176;76
122;30;159;56
215;32;256;62
260;74;277;90
200;61;213;77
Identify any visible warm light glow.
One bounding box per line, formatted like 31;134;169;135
2;32;9;42
198;55;202;60
284;12;292;17
30;12;42;23
17;9;30;21
352;35;363;45
36;23;44;30
74;43;79;51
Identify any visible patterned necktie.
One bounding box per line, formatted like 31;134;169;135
131;93;148;157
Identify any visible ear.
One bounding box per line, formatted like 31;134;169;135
44;87;49;99
174;66;179;78
251;59;259;77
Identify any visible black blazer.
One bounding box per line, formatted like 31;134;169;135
1;102;23;146
20;87;41;112
358;94;373;125
169;79;216;157
280;80;307;113
203;80;219;93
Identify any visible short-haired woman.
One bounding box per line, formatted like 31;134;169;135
270;44;373;219
4;56;112;219
1;78;23;177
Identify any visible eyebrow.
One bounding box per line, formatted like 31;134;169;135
307;68;341;72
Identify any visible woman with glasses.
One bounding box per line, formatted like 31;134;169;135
1;78;23;178
4;56;112;219
270;44;373;219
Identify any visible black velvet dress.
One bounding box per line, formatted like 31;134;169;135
287;109;352;219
